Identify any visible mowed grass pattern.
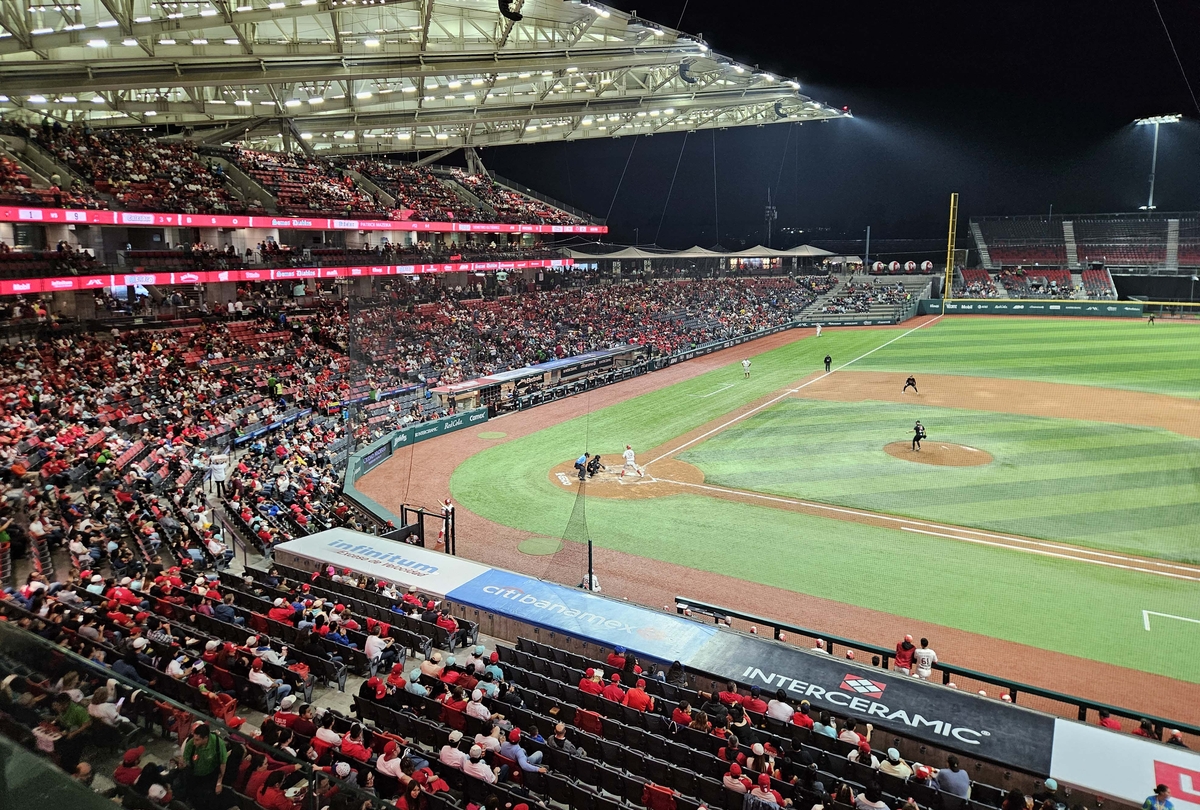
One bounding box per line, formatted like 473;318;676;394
451;317;1200;683
680;399;1200;563
850;317;1200;398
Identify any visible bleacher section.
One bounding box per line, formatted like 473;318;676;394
1074;217;1168;267
973;218;1066;269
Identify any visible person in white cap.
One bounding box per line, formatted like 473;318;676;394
465;689;502;722
811;639;829;654
620;445;644;478
879;748;913;779
439;730;469;770
1167;730;1188;748
86;575;106;595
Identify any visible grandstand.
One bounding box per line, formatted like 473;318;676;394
972;211;1200;273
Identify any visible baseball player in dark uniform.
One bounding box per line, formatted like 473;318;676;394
912;421;926;451
903;376;918;393
824;355;832;372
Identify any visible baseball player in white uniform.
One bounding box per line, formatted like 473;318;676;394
742;359;752;378
815;324;822;337
912;637;938;680
620;445;644;478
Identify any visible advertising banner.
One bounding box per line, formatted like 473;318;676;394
920;300;1144;317
273;528;489;595
0;205;607;234
390;409;489;451
446;569;718;665
0;261;573;297
1051;719;1200;809
686;633;1056;773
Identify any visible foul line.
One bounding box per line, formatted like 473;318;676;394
656;477;1200;583
688;383;736;399
1143;610;1200;631
645;315;944;466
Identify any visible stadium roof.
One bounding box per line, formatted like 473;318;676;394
0;0;851;152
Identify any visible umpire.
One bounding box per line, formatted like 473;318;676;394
824;354;832;372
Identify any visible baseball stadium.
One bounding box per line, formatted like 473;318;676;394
1;0;1199;809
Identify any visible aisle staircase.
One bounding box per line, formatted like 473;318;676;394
28;534;53;579
1166;219;1180;272
1063;220;1080;268
970;222;993;270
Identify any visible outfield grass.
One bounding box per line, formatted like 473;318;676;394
680;398;1200;563
850;318;1200;398
450;318;1200;684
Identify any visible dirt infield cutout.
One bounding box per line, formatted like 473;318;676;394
548;456;704;499
883;441;993;466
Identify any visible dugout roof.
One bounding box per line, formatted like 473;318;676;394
0;0;850;152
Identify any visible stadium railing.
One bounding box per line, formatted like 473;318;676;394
673;595;1200;742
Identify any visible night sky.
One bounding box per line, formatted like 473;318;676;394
477;0;1200;249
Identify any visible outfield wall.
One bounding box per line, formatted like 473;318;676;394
342;408;489;523
919;299;1145;316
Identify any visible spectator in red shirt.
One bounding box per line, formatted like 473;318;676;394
718;681;744;707
1133;719;1159;740
341;724;372;761
268;598;296;625
257;770;298;810
113;746;145;787
1097;710;1122;731
792;700;815;730
600;673;626;703
894;634;916;675
578;669;604;695
436;608;468;649
744;686;768;714
672;701;694;726
622;679;654;712
605;646;627;670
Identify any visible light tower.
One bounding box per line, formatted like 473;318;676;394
1134;114;1181;211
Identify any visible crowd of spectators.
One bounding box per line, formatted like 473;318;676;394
309;275;837;381
31;125;249;215
820;281;910;314
346;161;476;222
954;269;998;299
0;151;105;209
449;169;586;225
233;150;386;218
997;269;1079;299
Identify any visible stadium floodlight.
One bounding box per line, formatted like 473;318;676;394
1134;114;1182;210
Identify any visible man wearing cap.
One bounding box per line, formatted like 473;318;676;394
622;679;655;712
1166;730;1188;748
792;700;815;730
440;730;469;770
500;728;546;773
114;746;146;787
462;744;504;784
894;635;916;675
878;748;913;779
420;651;445;679
274;695;300;727
749;773;787;806
86;574;107;595
1033;779;1061;807
606;646;627;669
464;645;488;674
933;755;970;798
466;689;502;722
579;668;604;695
248;658;292;706
724;763;753;794
405;669;429;697
744;686;768;714
847;740;880;768
601;673;626;703
436;607;469;650
376;741;407;779
267;598;296;625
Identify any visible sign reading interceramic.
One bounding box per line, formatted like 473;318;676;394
685;632;1055;773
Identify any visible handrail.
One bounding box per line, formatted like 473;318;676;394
674;595;1200;740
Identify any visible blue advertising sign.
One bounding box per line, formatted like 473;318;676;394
447;569;717;664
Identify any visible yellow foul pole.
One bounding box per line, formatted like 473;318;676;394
942;192;959;315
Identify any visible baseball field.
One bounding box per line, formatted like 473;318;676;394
359;316;1200;714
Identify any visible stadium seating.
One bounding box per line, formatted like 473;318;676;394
1074;218;1167;267
955;268;997;298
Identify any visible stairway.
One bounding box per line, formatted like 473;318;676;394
28;534;54;579
1063;221;1079;268
1166;219;1180;272
970;222;993;270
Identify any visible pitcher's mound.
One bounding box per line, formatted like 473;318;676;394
884;441;993;467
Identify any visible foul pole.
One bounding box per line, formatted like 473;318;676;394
942;192;959;315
